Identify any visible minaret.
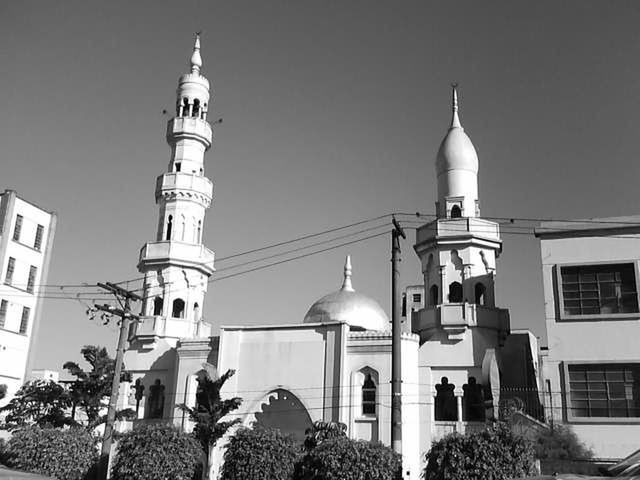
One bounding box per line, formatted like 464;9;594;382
132;34;215;346
413;85;508;342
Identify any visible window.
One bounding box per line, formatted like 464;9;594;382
166;215;173;240
560;264;638;316
172;298;185;318
430;285;439;306
435;376;457;420
19;307;30;334
5;257;15;285
175;162;181;172
448;281;463;303
13;215;23;241
475;283;486;305
34;224;44;250
412;293;422;303
0;300;7;328
362;374;376;415
27;266;37;293
568;364;640;418
153;297;163;316
450;205;462;218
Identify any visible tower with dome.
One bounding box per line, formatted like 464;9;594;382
119;39;540;480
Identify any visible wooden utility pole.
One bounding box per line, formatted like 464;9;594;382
391;216;406;456
94;282;141;480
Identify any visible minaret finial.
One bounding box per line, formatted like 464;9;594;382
341;255;354;292
450;82;462;129
190;32;203;74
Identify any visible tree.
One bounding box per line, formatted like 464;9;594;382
302;420;347;452
220;427;298;480
178;367;242;479
0;380;76;431
63;345;134;429
111;423;202;480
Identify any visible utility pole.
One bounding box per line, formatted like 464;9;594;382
391;216;406;457
94;282;141;480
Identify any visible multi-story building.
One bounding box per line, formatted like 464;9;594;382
0;190;57;403
536;217;640;459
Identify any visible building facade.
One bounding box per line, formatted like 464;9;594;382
536;218;640;459
119;39;539;480
0;190;57;404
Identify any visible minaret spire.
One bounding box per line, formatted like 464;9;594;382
341;255;354;292
190;32;203;74
450;82;462;129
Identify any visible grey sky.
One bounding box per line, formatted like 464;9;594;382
1;1;639;371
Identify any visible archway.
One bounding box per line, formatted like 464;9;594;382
253;389;312;443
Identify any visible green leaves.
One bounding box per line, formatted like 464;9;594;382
111;423;202;480
423;422;537;480
4;426;98;480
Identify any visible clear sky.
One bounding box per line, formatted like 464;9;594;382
2;1;640;373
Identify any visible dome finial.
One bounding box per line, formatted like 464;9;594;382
341;255;354;292
450;82;462;129
190;32;203;74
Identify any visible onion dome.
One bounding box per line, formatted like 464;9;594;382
435;84;478;176
303;256;389;331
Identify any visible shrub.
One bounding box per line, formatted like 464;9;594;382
295;436;401;480
534;424;593;460
220;427;298;480
423;422;536;480
111;422;202;480
4;426;98;480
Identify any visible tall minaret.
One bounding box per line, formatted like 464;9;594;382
132;34;215;346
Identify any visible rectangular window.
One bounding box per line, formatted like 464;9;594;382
568;364;640;418
13;214;23;241
34;224;44;251
5;257;15;285
412;293;422;303
0;299;7;328
27;266;37;293
560;263;639;316
19;307;30;334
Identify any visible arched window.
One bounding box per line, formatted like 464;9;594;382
172;298;185;318
193;99;200;117
435;376;457;421
166;215;173;241
362;374;376;415
153;297;163;316
463;377;485;421
182;98;189;117
450;205;462;218
193;302;200;321
180;215;186;241
430;284;439;306
197;220;202;243
475;283;486;305
174;162;181;172
448;281;463;303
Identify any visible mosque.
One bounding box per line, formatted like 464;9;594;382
118;36;540;480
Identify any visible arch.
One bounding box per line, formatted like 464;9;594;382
193;302;200;321
435;376;457;421
153;296;163;316
197;220;202;243
172;298;185;318
166;215;173;240
463;376;485;421
448;281;463;303
362;373;376;415
253;389;313;443
180;214;186;241
193;99;200;117
475;283;486;305
182;97;189;117
450;205;462;218
430;284;439;306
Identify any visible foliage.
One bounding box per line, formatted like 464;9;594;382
423;422;536;480
0;384;6;400
295;437;401;480
0;380;76;431
177;368;242;452
220;426;298;480
4;425;98;480
534;424;594;460
63;345;134;429
0;438;8;466
111;422;202;480
302;420;347;452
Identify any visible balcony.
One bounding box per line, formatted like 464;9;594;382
138;241;215;275
131;315;212;347
167;117;212;146
416;218;501;245
155;172;213;206
413;303;510;341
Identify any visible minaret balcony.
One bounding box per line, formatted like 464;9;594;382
138;241;215;275
412;302;510;342
155;172;213;207
415;217;502;252
167;117;212;146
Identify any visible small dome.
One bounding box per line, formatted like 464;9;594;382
303;256;389;331
435;85;478;176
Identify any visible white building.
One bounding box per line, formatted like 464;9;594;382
0;190;57;404
120;38;539;480
536;218;640;459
